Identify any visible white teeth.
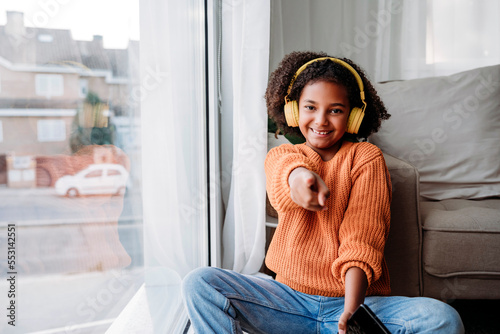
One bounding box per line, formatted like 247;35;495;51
312;129;330;135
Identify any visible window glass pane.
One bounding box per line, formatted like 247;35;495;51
107;169;121;176
0;1;143;333
35;74;64;98
79;78;89;98
37;119;66;142
84;170;102;178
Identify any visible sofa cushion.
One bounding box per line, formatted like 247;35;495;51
421;199;500;278
369;65;500;200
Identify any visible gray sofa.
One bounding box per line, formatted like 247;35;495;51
374;64;500;299
383;153;500;299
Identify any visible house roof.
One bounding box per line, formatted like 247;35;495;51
76;38;111;71
0;12;139;113
0;12;138;79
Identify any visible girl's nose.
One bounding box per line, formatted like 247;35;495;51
315;111;328;125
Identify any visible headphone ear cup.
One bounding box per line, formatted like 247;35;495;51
346;107;365;134
284;100;300;127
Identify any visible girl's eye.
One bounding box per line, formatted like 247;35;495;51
330;109;343;114
304;105;315;111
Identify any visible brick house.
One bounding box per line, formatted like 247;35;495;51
0;11;139;187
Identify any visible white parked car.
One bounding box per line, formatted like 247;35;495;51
55;164;129;197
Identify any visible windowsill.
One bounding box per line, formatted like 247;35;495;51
106;266;190;334
106;282;188;334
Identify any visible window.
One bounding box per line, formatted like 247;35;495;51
35;74;64;98
0;3;145;333
6;156;36;187
1;1;216;332
37;119;66;142
108;169;121;176
38;34;54;42
85;170;103;178
79;78;89;97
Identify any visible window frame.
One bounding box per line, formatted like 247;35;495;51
35;73;64;98
79;78;89;98
36;118;66;142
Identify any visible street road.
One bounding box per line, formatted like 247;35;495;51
0;186;143;225
0;186;144;275
0;186;145;333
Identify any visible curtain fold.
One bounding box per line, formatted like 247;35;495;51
221;0;270;274
270;0;500;82
269;0;417;82
140;0;209;283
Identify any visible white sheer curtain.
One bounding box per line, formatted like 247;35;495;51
109;1;211;332
425;0;500;77
270;0;500;82
140;0;209;283
220;0;270;274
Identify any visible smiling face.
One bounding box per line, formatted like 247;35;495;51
298;80;350;161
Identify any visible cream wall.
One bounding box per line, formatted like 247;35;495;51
0;116;73;155
0;66;80;101
0;64;123;105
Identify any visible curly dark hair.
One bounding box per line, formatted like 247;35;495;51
265;51;390;140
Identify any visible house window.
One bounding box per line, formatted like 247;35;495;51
79;78;89;97
38;34;54;42
35;74;64;98
37;119;66;142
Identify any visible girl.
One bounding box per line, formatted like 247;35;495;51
182;51;464;334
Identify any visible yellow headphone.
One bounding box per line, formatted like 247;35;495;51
283;57;367;134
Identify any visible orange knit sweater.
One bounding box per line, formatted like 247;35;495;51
265;141;392;297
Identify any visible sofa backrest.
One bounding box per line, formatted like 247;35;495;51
369;65;500;200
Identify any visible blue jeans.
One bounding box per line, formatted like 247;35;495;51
182;267;465;334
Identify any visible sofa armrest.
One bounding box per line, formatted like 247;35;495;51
383;153;422;297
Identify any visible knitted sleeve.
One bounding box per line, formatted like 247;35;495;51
332;148;392;288
265;144;317;213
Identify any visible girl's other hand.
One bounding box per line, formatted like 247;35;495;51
288;167;330;211
338;310;353;334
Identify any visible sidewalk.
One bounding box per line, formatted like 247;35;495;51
0;185;57;197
